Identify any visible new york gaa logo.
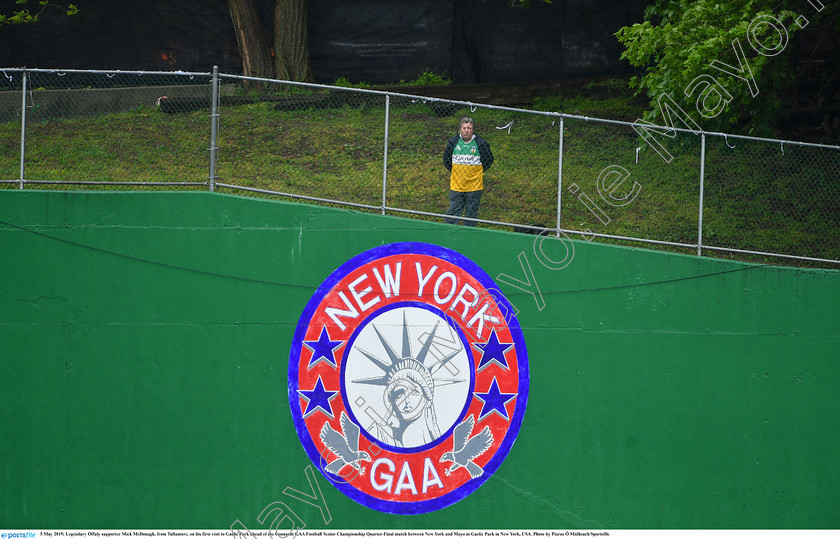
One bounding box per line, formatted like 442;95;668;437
288;242;529;514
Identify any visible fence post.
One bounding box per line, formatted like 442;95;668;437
18;69;27;189
697;133;706;256
381;94;390;215
209;65;219;192
556;116;564;237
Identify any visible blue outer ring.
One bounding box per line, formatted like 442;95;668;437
288;242;530;515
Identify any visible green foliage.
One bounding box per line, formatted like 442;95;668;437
615;0;802;136
583;78;629;92
399;70;453;86
532;78;646;120
333;70;452;88
0;1;78;25
332;77;371;89
489;0;552;7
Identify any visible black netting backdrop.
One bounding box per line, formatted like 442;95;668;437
448;0;648;84
308;0;651;84
307;1;453;84
0;0;648;83
0;0;241;73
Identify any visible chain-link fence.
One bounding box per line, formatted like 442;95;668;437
2;67;839;268
0;68;214;189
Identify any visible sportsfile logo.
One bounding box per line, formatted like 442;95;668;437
288;242;529;514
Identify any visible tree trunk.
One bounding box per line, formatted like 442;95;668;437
226;0;273;80
273;0;315;82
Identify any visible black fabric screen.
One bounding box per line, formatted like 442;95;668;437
0;0;649;84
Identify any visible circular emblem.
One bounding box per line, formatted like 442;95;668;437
288;242;529;514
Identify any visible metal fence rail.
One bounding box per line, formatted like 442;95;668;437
2;67;839;268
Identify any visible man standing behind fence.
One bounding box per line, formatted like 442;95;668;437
443;117;494;226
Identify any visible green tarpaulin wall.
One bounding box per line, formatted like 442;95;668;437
1;191;838;529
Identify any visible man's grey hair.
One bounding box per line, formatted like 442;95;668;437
459;117;475;128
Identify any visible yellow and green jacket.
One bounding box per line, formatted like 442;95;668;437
443;134;494;192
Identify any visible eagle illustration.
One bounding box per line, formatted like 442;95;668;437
439;415;493;478
320;411;371;476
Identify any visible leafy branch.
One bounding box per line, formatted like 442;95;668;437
0;0;78;26
615;0;804;135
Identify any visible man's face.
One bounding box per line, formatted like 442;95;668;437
460;122;474;140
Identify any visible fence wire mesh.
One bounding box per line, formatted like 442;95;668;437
560;119;703;250
703;135;840;262
1;67;838;268
0;69;21;184
1;68;212;190
214;76;387;209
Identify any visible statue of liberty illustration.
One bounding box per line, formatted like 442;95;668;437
350;311;466;448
